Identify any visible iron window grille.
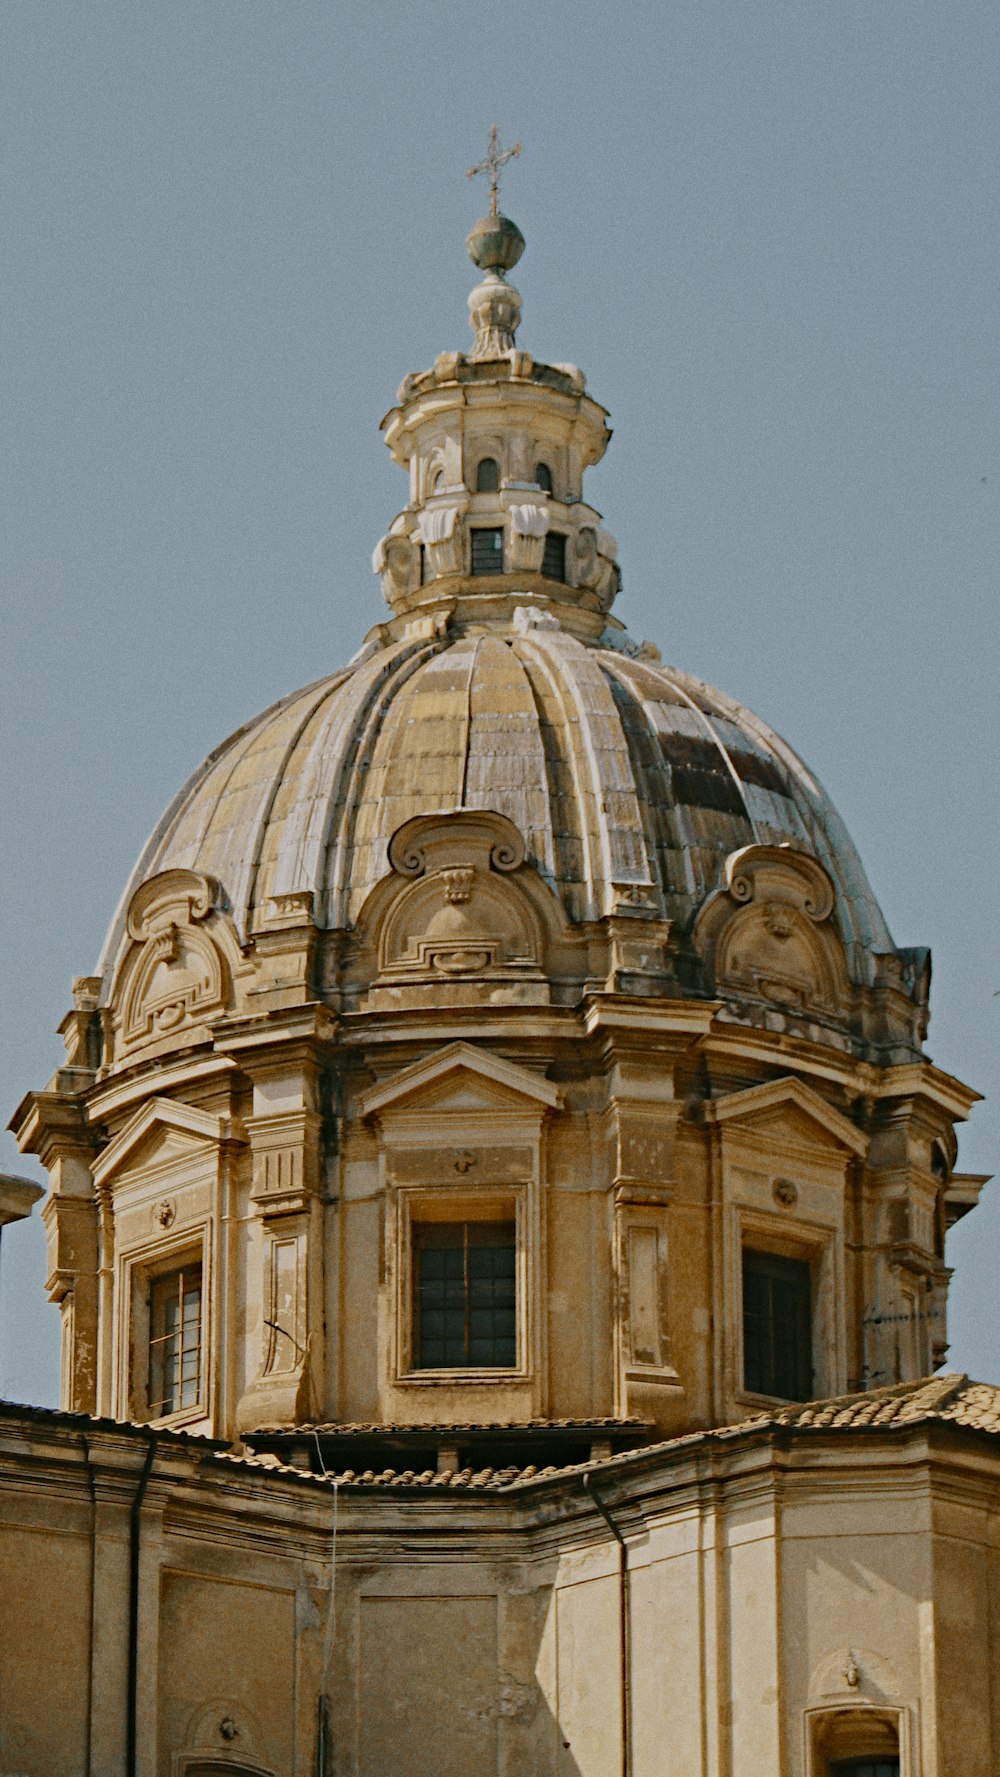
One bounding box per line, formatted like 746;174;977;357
148;1263;203;1417
413;1221;516;1369
742;1247;812;1401
471;527;504;575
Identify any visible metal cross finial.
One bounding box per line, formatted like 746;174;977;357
467;125;522;218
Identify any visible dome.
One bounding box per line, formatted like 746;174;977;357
98;627;892;996
93;201;922;1064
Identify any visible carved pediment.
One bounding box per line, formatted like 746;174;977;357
354;811;561;1007
693;844;850;1018
111;870;243;1060
359;1040;561;1121
705;1076;868;1158
92;1097;243;1190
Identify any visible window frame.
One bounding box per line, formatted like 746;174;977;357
393;1185;532;1386
121;1228;211;1429
731;1206;836;1410
470;525;505;576
741;1244;813;1402
541;530;567;583
803;1703;909;1777
147;1259;204;1419
475;456;500;493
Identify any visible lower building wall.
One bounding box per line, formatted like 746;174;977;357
0;1413;998;1777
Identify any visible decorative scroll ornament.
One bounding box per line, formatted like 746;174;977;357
693;844;850;1020
114;869;235;1056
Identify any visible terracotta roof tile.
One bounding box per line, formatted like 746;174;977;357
6;1377;1000;1494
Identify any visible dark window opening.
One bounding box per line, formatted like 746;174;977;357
471;526;504;575
148;1263;202;1417
742;1248;812;1401
542;531;567;582
534;461;553;493
829;1764;900;1777
475;457;500;492
414;1221;516;1369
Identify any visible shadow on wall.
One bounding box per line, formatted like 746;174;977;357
342;1552;606;1777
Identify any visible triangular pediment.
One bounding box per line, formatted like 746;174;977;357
705;1076;868;1157
358;1041;561;1120
92;1097;241;1187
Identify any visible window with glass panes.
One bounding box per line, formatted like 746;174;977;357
148;1263;202;1417
470;527;504;574
742;1247;812;1400
413;1221;516;1369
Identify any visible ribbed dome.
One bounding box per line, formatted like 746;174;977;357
98;626;892;992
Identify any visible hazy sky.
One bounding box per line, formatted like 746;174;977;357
1;3;997;1405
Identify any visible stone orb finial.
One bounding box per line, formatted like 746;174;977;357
466;213;525;275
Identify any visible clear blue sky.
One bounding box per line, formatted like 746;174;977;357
1;3;997;1404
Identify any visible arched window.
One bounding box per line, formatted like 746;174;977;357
808;1703;903;1777
476;457;500;492
534;462;553;494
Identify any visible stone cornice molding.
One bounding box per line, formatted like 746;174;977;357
702;1075;868;1157
358;1039;561;1120
91;1096;246;1190
872;1060;982;1122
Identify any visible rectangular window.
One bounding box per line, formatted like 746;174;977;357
470;527;504;575
541;531;567;582
742;1247;812;1401
148;1263;203;1417
413;1221;516;1369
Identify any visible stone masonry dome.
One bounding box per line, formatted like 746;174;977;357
99;637;894;998
93;205;925;1065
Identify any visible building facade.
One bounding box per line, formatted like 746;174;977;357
3;197;996;1777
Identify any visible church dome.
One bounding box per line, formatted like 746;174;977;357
98;631;892;991
94;198;924;1064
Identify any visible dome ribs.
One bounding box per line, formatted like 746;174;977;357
683;675;894;980
600;655;756;917
462;635;558;889
345;639;482;923
598;657;717;921
226;673;359;940
513;632;653;921
318;641;451;927
508;639;590;921
253;639;431;928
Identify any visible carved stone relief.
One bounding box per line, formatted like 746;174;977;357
693;844;850;1019
113;870;241;1060
359;811;557;1007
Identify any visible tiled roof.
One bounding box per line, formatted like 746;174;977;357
5;1377;999;1495
251;1417;646;1436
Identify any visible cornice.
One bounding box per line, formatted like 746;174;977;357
86;1053;239;1125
